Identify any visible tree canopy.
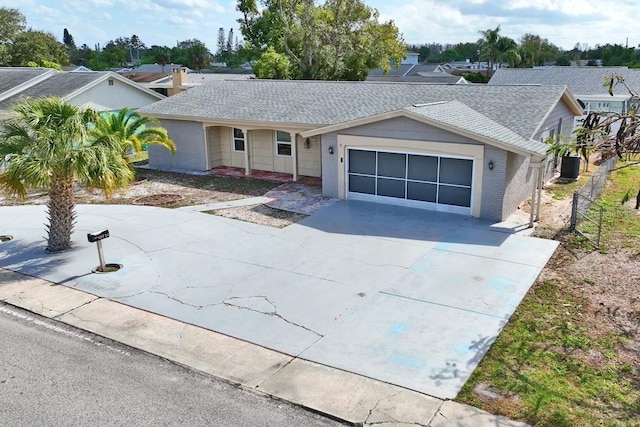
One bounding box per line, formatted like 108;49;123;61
0;7;26;64
0;7;67;67
477;25;518;78
237;0;406;80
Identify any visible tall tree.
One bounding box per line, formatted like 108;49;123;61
226;28;235;54
98;44;127;68
63;28;75;49
252;46;291;79
0;7;26;65
9;30;69;66
237;0;406;81
0;98;135;252
477;25;502;78
185;42;210;72
496;36;520;68
518;34;558;67
216;27;226;55
129;34;145;63
146;45;171;71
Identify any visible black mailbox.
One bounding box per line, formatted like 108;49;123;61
87;229;109;243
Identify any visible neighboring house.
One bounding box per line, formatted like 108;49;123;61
139;80;582;221
0;67;165;119
128;64;192;74
367;72;468;84
489;67;640;119
367;50;447;80
368;62;450;81
122;67;254;96
404;51;420;65
61;65;94;72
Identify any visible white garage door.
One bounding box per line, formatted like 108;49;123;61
347;149;474;215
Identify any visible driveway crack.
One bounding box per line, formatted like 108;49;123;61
224;295;323;337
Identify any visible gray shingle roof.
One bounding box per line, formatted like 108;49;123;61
489;67;640;96
0;68;53;96
367;63;416;77
406;101;548;155
130;64;190;74
139;79;572;140
366;73;462;84
0;72;107;110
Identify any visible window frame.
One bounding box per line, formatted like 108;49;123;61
275;130;292;157
233;128;245;152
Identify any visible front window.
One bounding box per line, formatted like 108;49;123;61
276;130;292;156
233;128;245;152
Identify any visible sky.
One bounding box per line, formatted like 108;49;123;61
4;0;640;52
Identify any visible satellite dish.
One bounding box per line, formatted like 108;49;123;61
577;99;586;109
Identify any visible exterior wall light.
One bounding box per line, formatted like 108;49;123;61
488;160;494;170
304;138;311;149
328;146;334;155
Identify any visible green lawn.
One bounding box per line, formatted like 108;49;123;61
457;162;640;427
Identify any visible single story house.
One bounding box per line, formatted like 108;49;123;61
139;80;582;221
489;67;640;118
367;63;450;80
122;67;254;96
0;67;165;119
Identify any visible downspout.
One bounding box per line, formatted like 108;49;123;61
536;166;544;222
243;128;251;176
529;168;537;228
528;157;546;227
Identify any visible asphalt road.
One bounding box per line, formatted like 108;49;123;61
0;303;340;427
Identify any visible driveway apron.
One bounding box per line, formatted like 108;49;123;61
0;201;558;399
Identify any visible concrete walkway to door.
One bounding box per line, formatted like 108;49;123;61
0;201;558;399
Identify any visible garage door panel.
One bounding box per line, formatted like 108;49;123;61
438;186;472;207
407;181;437;203
377;178;405;199
349;175;375;194
347;148;473;215
408;155;438;182
377;152;406;178
439;158;473;186
349;150;376;175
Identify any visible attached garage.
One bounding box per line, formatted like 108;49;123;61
347;149;474;215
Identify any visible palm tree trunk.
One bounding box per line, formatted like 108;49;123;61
46;175;76;252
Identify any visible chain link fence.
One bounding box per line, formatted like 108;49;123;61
570;156;617;248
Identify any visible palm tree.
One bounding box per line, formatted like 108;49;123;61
92;108;176;159
496;36;520;69
478;25;502;79
0;97;135;252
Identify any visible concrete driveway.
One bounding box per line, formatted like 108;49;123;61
0;201;557;399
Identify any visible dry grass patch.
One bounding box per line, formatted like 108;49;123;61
210;205;307;228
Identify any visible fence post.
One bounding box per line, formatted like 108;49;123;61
570;191;578;230
596;207;604;248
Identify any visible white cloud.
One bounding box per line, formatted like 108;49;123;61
372;0;640;49
7;0;640;52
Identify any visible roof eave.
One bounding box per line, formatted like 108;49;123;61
302;108;545;158
64;72;166;102
145;112;318;131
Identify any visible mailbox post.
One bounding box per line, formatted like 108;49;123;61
87;229;109;272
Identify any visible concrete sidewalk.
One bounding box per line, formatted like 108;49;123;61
0;268;528;426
